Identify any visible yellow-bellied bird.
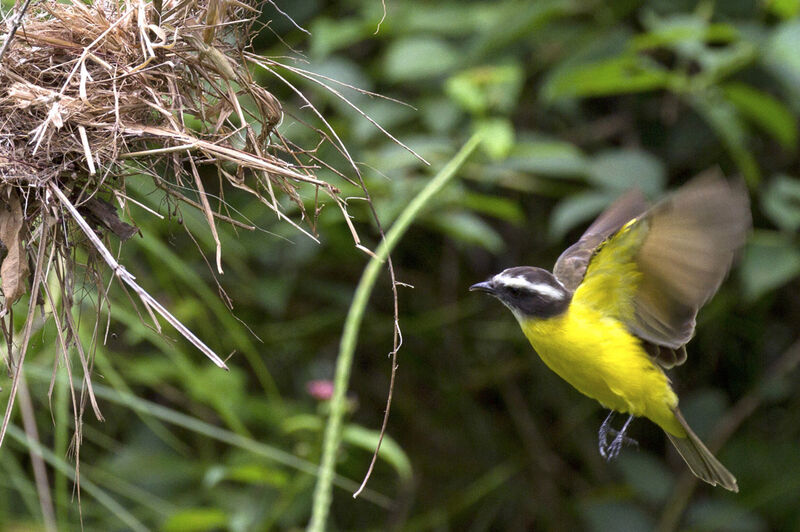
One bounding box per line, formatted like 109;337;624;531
470;173;749;491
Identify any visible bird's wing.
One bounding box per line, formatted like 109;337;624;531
553;189;650;292
571;171;751;365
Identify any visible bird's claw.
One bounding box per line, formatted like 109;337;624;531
599;428;638;461
598;412;637;461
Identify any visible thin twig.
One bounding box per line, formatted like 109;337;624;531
256;57;429;165
49;184;229;370
264;0;310;35
0;0;35;63
374;0;387;35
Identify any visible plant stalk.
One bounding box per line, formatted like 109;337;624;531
307;133;483;532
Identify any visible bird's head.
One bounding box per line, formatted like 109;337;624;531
470;266;571;319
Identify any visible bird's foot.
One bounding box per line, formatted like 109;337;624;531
598;413;637;461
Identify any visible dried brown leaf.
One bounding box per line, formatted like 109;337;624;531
80;197;139;241
0;191;29;306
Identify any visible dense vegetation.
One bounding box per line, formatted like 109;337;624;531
3;0;800;530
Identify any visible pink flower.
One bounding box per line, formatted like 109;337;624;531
306;379;335;401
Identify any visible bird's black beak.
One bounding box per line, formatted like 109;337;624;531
469;281;495;294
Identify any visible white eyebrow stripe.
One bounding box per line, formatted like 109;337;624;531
494;273;565;300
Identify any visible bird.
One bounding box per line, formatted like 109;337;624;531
470;172;750;491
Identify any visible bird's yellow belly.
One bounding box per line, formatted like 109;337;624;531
517;303;683;435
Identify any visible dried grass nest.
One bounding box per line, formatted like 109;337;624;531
0;0;402;445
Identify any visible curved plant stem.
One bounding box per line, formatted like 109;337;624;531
307;133;483;532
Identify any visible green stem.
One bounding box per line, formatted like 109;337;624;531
307;133;483;532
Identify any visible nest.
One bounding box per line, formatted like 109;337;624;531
0;0;386;446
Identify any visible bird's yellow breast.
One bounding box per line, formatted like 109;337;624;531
516;300;684;436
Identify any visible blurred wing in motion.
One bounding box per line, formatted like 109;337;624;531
553;189;649;293
571;171;751;367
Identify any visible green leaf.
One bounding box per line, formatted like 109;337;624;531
763;21;800;109
420;96;463;133
445;64;525;115
541;55;670;102
459;192;524;222
475;117;516;160
634;18;737;52
342;424;413;482
722;83;797;150
740;231;800;301
383;37;459;82
225;464;290;487
692;93;761;186
281;415;412;482
695;42;756;86
768;0;800;19
762;175;800;232
162;508;228;532
549;190;618;242
379;2;494;36
429;211;505;252
504;139;588;177
352;99;417;143
587;148;666;195
309;18;367;59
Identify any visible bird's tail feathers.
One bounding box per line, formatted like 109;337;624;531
666;408;738;492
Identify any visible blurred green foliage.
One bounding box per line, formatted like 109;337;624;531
4;0;800;530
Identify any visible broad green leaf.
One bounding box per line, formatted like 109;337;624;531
763;21;800;109
162;509;228;532
467;1;578;63
587;148;666;195
306;57;373;109
309;18;367;59
762;174;800;231
636;13;710;57
458;192;524;222
341;424;413;482
446;64;524;115
420;95;463;133
504;139;588;177
634;20;737;52
383;37;459;82
352;99;417;143
225;464;290;487
475;117;516;160
549;190;618;242
377;1;496;36
723;83;797;150
429;211;505;252
281;415;412;481
542;55;670;102
740;231;800;301
768;0;800;19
